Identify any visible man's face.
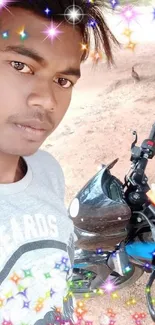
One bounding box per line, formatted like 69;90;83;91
0;8;82;156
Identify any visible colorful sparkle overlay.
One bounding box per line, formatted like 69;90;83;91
0;1;154;324
0;0;155;61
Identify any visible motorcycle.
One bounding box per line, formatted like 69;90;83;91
68;123;155;322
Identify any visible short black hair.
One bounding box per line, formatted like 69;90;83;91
4;0;120;65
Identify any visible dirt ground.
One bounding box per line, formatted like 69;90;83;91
41;41;155;324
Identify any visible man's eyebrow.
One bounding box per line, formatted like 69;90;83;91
1;44;81;78
1;45;46;66
58;68;81;78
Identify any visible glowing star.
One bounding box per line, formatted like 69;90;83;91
90;51;103;62
109;321;116;325
37;297;44;303
124;265;132;273
56;307;62;313
64;266;70;272
35;303;44;312
64;3;84;25
5;291;14;302
132;312;140;320
145;286;150;293
126;41;136;51
45;291;50;299
0;0;8;6
50;288;55;297
23;269;33;277
107;308;114;315
152;298;155;304
77;301;84;308
144;262;151;269
87;18;97;28
120;5;138;24
42;21;63;43
122;28;133;38
126;297;137;306
139;312;146;319
2;31;9;39
0;0;14;15
81;43;88;51
110;0;120;10
96;248;104;254
61;257;68;264
102;280;115;293
44;7;51;16
111;292;119;299
17;285;27;298
97;288;104;295
10;272;21;284
17;27;28;41
23;301;30;309
44;272;51;279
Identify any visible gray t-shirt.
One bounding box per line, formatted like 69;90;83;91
0;149;76;325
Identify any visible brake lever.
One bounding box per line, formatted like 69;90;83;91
130;131;141;162
131;130;138;149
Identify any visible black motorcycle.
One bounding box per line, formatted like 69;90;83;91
68;123;155;322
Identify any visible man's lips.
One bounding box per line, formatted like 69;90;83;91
15;119;51;131
14;122;49;142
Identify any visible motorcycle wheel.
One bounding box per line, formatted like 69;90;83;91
72;264;144;299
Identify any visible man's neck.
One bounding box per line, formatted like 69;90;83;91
14;158;26;182
0;154;26;184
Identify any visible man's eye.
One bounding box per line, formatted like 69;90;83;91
55;78;73;89
10;61;33;74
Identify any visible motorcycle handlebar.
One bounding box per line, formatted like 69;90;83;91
130;123;155;185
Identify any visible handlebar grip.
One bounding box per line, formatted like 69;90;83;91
133;157;148;183
149;123;155;141
137;157;148;171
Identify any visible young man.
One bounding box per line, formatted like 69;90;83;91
0;0;119;324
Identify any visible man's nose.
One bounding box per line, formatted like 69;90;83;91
27;81;57;112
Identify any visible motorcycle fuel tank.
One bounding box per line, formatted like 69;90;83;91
68;159;131;250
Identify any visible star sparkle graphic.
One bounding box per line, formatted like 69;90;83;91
122;27;133;38
0;0;14;16
81;43;88;51
126;40;137;51
41;20;64;43
110;0;120;10
16;26;29;41
64;4;84;25
44;7;51;16
120;4;138;24
2;30;9;39
87;0;95;3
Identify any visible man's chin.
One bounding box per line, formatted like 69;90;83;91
5;144;43;157
19;145;43;157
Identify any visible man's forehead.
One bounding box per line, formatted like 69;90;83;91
0;7;83;67
0;7;82;39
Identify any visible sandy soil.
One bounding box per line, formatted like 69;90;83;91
41;28;155;325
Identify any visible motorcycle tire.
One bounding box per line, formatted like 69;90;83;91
72;264;144;299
